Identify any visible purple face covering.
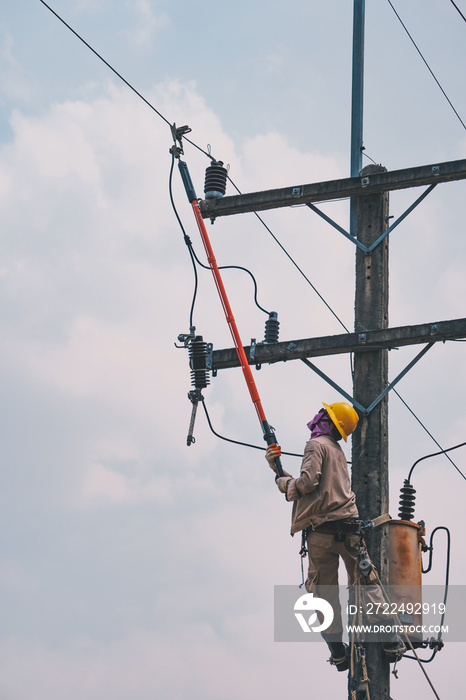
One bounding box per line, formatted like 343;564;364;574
307;410;336;439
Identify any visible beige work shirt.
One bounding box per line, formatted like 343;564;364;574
285;435;358;535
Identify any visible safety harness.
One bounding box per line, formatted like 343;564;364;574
299;514;391;699
298;514;390;587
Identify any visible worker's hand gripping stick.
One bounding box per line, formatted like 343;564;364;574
177;159;284;478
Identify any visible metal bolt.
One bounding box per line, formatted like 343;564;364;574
432;166;439;176
358;333;367;343
361;177;370;186
206;343;213;369
287;342;297;351
292;187;301;197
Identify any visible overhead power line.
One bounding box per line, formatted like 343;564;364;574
386;0;466;130
41;1;463;478
227;177;351;334
41;0;355;451
450;0;466;23
408;439;466;482
39;1;352;335
40;1;171;126
39;0;214;160
201;400;303;458
169;153;271;327
394;389;466;480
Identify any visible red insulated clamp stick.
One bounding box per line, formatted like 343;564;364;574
178;159;284;478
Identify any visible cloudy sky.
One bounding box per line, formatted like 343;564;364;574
1;1;466;698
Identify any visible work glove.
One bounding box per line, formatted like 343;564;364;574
265;443;281;475
276;476;292;493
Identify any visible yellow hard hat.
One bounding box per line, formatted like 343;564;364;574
322;401;359;442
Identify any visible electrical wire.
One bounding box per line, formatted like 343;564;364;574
408;440;466;482
170;158;306;454
40;1;171;126
402;441;460;666
403;647;437;665
227;175;355;389
40;0;352;334
171;162;352;455
169;154;198;329
169;156;271;319
227;176;351;334
201;399;303;458
386;0;466;130
450;0;466;23
201;399;353;463
42;5;459;671
39;0;215;162
225;179;463;477
372;573;443;698
362;149;379;166
403;526;450;663
42;0;464;474
394;388;465;480
188;246;270;316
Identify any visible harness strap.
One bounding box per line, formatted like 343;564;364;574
370;513;391;528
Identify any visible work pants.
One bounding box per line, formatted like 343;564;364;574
305;530;386;640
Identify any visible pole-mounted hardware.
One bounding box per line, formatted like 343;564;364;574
176;154;284;477
177;333;212;446
187;389;203;446
204;161;228;200
170;123;191;147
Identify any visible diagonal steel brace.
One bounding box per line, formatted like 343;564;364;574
307;184;437;254
301;342;435;416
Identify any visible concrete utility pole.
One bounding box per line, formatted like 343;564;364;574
198;0;466;690
201;163;466;699
352;164;390;698
350;0;365;238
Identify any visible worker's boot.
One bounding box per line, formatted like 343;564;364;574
322;636;350;672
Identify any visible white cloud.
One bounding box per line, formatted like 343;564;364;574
239;130;345;191
122;0;170;48
0;59;465;700
0;27;34;105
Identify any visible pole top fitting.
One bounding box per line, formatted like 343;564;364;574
169;123;192;158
